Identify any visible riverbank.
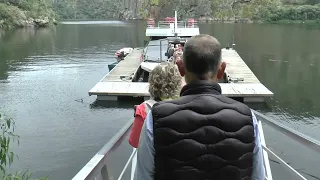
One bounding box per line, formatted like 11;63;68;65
0;3;57;29
197;4;320;24
262;19;320;24
197;18;320;24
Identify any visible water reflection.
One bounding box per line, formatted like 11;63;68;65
200;23;320;132
0;28;57;80
90;98;143;109
0;21;147;180
60;20;129;25
0;21;146;79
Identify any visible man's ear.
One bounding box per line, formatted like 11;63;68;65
217;61;226;80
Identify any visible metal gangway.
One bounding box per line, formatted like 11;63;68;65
72;109;320;180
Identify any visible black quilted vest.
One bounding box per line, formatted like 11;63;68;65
152;81;254;180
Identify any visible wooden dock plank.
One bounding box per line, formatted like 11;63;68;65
101;48;143;82
89;82;273;97
222;49;260;83
136;49;260;84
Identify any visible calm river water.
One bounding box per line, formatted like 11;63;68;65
0;21;319;180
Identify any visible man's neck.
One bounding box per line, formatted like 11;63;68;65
184;72;218;84
185;77;218;85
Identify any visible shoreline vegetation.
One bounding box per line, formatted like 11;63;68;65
1;0;320;30
0;112;47;180
0;0;57;29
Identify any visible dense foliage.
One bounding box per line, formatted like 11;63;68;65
151;0;320;22
0;0;56;28
0;112;48;180
255;4;320;22
1;0;320;28
52;0;120;19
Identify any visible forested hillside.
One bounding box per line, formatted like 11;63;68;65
1;0;320;29
52;0;320;23
52;0;121;20
0;0;57;28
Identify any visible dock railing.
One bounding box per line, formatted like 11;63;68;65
146;21;198;29
72;120;134;180
72;110;320;180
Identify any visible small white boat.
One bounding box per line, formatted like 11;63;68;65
115;47;133;61
110;47;134;71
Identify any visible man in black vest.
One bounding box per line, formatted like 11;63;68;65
134;34;265;180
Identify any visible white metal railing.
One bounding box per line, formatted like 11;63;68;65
147;20;199;29
262;145;307;180
118;148;137;180
72;110;320;180
72;120;133;180
252;110;320;154
146;11;200;38
253;110;320;180
257;120;273;180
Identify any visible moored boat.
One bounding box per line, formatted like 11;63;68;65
115;47;133;61
107;61;118;71
108;48;134;72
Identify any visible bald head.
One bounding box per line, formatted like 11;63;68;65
183;34;222;78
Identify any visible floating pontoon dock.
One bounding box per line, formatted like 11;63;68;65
89;12;272;102
89;47;273;102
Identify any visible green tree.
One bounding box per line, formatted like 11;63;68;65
305;0;320;5
0;112;48;180
52;0;122;19
0;0;56;29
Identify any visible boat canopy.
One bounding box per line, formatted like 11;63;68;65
143;39;168;62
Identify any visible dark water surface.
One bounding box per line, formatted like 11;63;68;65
0;21;319;180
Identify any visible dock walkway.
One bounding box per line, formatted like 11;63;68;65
89;48;273;102
101;48;143;82
223;49;260;83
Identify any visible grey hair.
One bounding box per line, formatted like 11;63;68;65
148;61;182;99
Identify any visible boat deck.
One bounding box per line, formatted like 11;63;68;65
89;48;273;102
